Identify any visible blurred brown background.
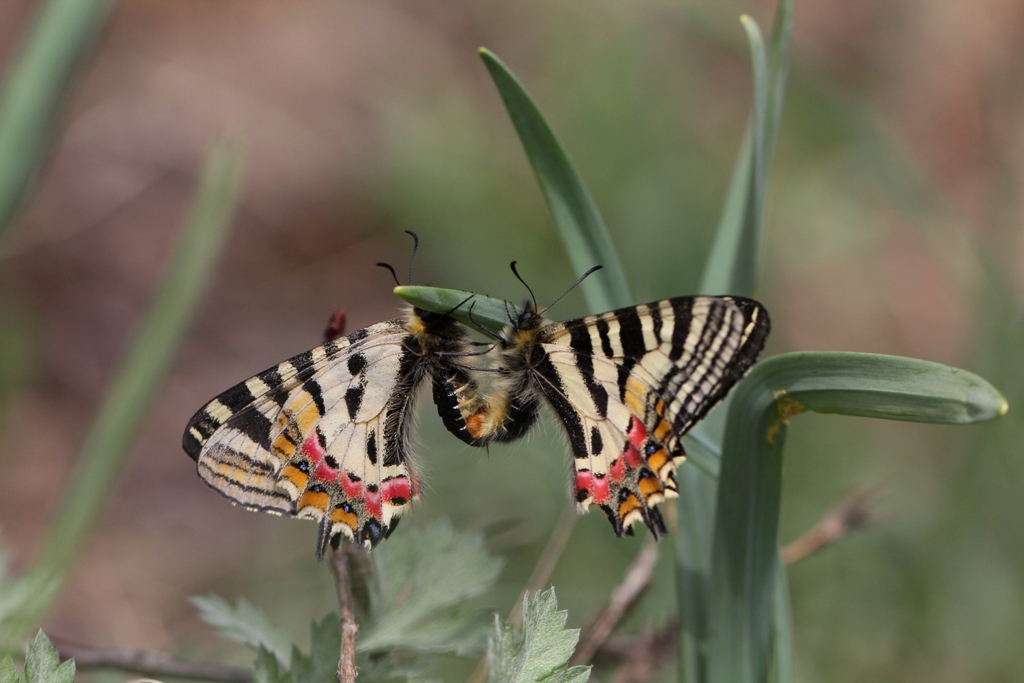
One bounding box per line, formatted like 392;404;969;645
1;0;1023;680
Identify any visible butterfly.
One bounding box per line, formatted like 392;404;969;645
434;265;771;537
183;236;490;558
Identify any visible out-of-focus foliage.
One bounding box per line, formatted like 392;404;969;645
193;595;293;668
213;521;513;683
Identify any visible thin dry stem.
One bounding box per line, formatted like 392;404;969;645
50;637;251;683
781;486;877;565
329;544;361;683
570;538;659;666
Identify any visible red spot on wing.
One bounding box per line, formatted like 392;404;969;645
623;416;646;468
301;434;339;481
609;457;625;482
592;473;610;504
381;476;412;504
365;488;383;518
575;470;593;498
341;472;363;499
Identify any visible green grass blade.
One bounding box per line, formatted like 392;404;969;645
681;7;789;680
674;465;716;683
0;140;245;638
771;559;794;683
708;351;1007;683
699;17;768;298
0;0;116;241
394;285;512;334
479;48;632;312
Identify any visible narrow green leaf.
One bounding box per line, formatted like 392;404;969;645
708;351;1007;683
24;632;73;683
393;286;512;335
487;588;590;683
700;17;768;299
191;595;292;668
480;49;632;312
0;0;116;241
771;560;794;683
674;466;715;683
0;139;244;638
683;5;790;681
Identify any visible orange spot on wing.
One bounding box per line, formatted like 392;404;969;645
646;447;670;474
617;492;642;520
281;464;308;491
654;418;673;442
638;472;663;500
297;489;329;513
330;506;358;533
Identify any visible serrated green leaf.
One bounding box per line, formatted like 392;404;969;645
360;519;503;656
24;632;73;683
487;588;590;683
393;286;512;336
192;595;292;668
291;614;339;683
479;49;631;312
0;655;24;683
252;648;290;683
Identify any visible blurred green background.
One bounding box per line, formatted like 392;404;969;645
1;0;1022;681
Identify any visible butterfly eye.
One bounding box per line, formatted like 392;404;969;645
309;484;325;494
645;442;658;456
298;461;310;474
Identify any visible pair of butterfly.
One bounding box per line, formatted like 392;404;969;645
183;262;770;559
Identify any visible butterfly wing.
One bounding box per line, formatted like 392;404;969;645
184;319;430;556
535;296;769;535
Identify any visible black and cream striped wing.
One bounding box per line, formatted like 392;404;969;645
183;319;428;556
536;296;769;535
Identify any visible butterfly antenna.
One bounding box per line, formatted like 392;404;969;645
376;262;400;286
468;301;503;341
442;294;475;318
540;264;603;316
405;230;420;284
510;261;538;311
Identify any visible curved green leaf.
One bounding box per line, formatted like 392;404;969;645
394;285;512;335
708;351;1007;683
479;49;632;312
